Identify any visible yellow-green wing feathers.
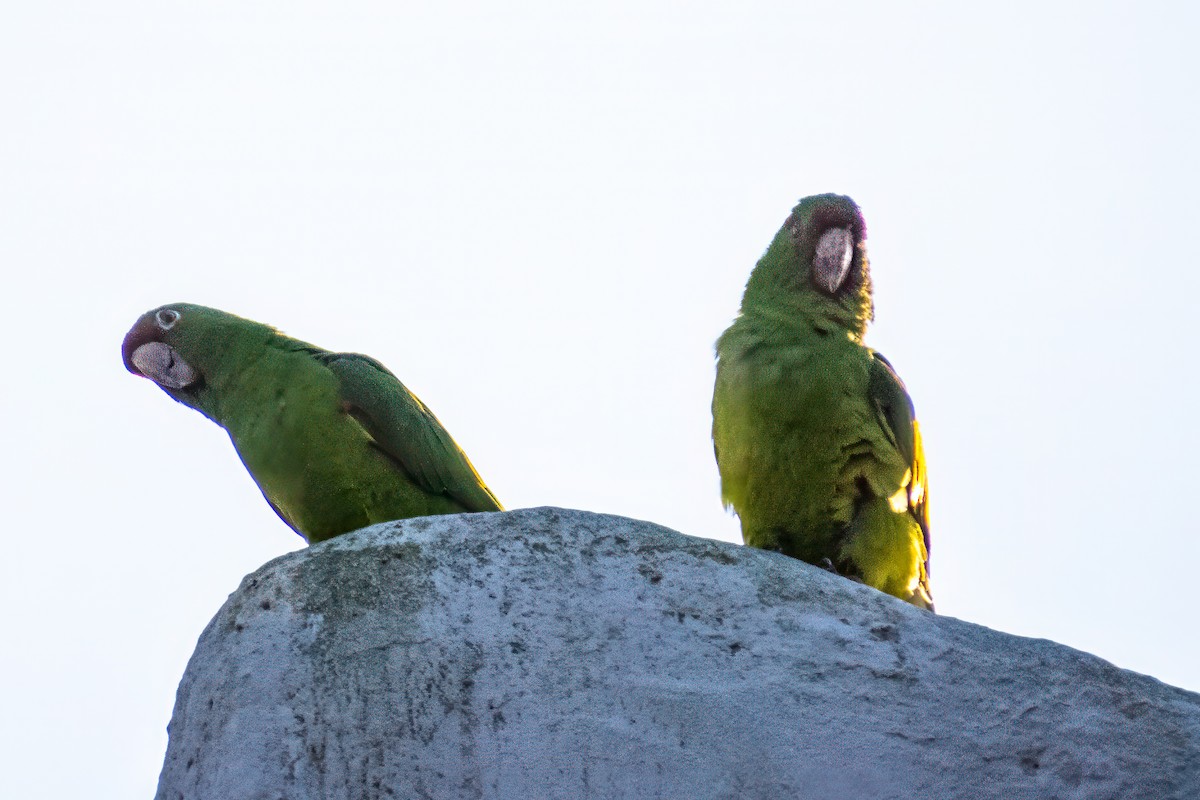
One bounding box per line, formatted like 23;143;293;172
318;353;503;514
864;351;932;606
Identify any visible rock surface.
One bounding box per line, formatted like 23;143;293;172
156;508;1200;800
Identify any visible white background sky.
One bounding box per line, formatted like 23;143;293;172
3;3;1199;797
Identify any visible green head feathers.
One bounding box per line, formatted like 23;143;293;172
741;193;873;340
121;303;296;424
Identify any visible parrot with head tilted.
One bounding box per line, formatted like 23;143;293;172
122;303;502;543
712;194;933;610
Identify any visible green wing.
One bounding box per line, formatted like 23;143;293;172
316;352;503;513
867;351;930;572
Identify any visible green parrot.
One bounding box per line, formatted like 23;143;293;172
712;194;933;610
122;303;502;543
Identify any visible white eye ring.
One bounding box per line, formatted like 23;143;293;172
156;309;181;330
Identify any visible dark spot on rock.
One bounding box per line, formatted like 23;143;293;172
260;599;272;610
870;624;899;642
1120;700;1150;719
869;667;916;683
729;642;743;654
1017;746;1045;775
637;564;664;584
702;548;739;565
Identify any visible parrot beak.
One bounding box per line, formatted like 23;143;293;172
812;227;854;294
122;318;199;390
128;342;199;389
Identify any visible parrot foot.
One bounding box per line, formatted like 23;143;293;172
817;558;866;584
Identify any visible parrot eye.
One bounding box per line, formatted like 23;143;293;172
156;309;181;330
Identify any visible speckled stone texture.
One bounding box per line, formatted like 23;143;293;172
155;507;1200;800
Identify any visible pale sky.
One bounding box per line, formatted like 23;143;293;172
3;3;1198;798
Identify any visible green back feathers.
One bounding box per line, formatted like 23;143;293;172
317;351;503;513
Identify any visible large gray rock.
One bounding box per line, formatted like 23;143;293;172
155;508;1200;800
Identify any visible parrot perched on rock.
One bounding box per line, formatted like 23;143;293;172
122;303;502;543
712;194;933;610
